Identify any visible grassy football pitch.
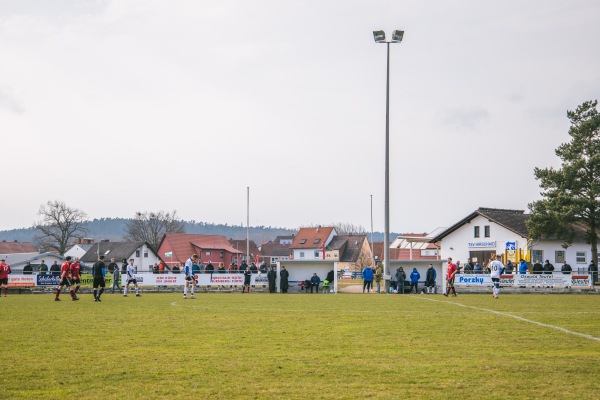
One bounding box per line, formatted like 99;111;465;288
2;292;599;399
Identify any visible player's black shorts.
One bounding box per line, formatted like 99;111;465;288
72;278;81;285
447;278;455;286
126;278;138;285
185;276;195;282
59;277;71;287
0;278;8;285
93;277;105;288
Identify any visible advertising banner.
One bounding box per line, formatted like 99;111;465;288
79;274;114;288
454;274;592;287
8;275;36;287
37;275;61;286
120;273;269;287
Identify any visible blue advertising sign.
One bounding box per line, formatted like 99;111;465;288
505;242;516;251
37;275;61;286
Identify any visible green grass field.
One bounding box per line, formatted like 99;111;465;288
2;292;599;399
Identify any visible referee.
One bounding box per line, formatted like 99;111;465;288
92;255;107;302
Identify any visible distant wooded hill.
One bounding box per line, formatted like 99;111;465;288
0;218;392;245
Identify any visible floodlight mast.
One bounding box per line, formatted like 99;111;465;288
373;30;403;288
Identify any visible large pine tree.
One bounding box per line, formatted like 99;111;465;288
527;100;600;265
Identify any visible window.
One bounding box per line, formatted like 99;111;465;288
484;226;490;238
206;251;211;256
314;251;319;258
299;239;307;244
220;252;224;258
144;250;148;258
299;251;305;259
531;250;543;263
313;238;321;244
474;226;480;238
576;251;587;263
555;251;565;263
135;249;140;257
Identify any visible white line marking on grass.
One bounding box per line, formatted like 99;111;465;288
416;297;600;342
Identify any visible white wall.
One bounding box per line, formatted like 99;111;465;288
129;243;162;272
64;245;88;259
292;248;324;261
277;260;338;292
530;241;594;272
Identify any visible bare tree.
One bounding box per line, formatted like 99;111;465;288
331;222;367;235
125;210;185;251
34;200;88;255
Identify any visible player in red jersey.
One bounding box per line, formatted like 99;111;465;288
0;259;12;297
55;256;77;301
70;257;82;300
443;257;458;297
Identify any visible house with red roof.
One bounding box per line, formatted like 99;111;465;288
290;226;336;261
157;233;243;269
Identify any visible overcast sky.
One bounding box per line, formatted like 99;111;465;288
1;0;599;234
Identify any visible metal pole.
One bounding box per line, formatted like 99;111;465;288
370;194;374;262
384;42;391;278
246;186;250;263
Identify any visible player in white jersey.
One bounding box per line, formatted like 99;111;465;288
183;254;199;299
488;254;505;299
123;259;141;297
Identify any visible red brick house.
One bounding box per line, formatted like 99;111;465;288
157;233;243;268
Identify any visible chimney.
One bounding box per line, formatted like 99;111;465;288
316;226;321;233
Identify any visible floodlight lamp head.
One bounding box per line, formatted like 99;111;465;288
392;30;404;43
373;30;386;43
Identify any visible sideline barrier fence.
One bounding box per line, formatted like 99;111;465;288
5;272;596;290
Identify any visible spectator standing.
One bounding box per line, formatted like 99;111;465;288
443;257;458;297
543;260;554;274
92;255;106;302
518;259;528;274
310;273;321;293
172;264;181;273
409;268;420;294
183;254;198;299
532;260;543;274
124;259;141;297
374;262;383;293
22;262;33;275
588;260;598;285
489;254;505;299
111;264;122;293
362;265;374;293
456;261;462;274
473;262;483;274
396;267;406;294
267;266;277;293
217;264;226;273
0;259;12;297
464;259;474;273
38;260;48;275
280;266;289;293
50;261;60;275
107;258;118;273
259;262;268;274
561;260;572;274
425;264;436;294
505;260;514;274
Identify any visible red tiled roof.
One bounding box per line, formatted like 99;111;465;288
0;242;38;254
291;227;335;249
158;233;242;265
